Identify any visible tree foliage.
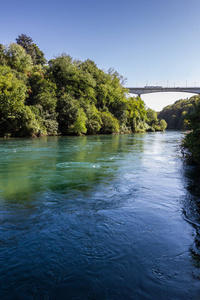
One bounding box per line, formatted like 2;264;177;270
100;111;119;134
127;97;147;132
182;97;200;165
146;108;167;131
158;97;198;130
0;65;39;137
0;34;167;138
3;43;33;73
16;34;46;65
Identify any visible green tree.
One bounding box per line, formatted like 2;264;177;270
159;119;167;130
16;34;33;53
57;93;82;135
16;34;46;65
158;97;198;130
48;54;78;95
4;43;33;73
85;104;102;134
0;65;39;137
69;108;87;136
146;108;158;127
1;36;172;137
95;68;128;125
0;44;7;65
127;96;147;132
100;111;119;134
182;99;200;165
26;65;58;135
32;43;46;65
146;108;167;131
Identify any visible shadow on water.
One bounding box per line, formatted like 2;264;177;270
182;163;200;275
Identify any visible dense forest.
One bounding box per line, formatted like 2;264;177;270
0;34;167;138
157;94;200;166
158;96;200;130
182;99;200;166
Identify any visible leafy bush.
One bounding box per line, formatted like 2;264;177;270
100;111;119;134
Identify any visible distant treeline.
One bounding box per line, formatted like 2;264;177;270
158;95;200;166
181;98;200;166
158;96;200;130
0;34;167;138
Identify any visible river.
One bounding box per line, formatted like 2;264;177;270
0;132;200;299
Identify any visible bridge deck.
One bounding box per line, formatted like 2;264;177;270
128;87;200;95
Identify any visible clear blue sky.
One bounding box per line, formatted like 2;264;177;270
1;0;200;111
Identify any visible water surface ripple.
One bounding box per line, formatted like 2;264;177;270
0;132;200;299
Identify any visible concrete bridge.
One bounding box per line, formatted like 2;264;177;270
128;86;200;97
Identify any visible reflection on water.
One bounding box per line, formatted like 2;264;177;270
0;134;144;201
0;132;200;299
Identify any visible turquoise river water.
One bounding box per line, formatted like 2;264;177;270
0;132;200;299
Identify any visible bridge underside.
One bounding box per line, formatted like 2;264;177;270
128;87;200;96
